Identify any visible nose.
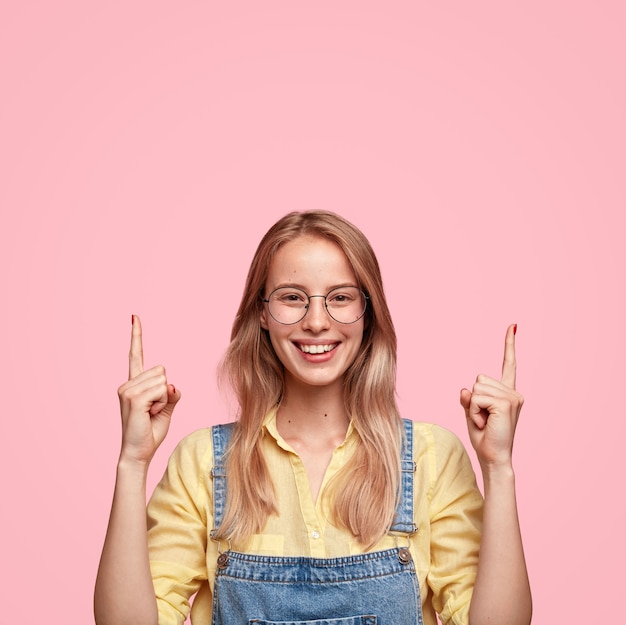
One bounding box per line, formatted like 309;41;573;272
301;295;331;332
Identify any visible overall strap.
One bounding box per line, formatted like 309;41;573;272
389;419;418;534
210;422;235;534
210;420;416;535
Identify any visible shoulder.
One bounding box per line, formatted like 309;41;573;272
165;423;233;476
170;427;213;458
150;424;232;506
407;420;479;495
408;420;469;457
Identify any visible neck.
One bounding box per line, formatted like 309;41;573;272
277;378;349;441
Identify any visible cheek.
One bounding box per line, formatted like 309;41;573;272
263;321;290;352
346;323;366;354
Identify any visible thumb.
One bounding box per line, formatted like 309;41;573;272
460;388;488;430
459;388;471;412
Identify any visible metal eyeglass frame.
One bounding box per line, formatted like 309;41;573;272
262;286;369;325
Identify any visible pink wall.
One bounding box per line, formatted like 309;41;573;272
1;2;624;623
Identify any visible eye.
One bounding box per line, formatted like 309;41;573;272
327;288;358;306
274;288;308;305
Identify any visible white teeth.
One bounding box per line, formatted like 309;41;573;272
299;344;335;354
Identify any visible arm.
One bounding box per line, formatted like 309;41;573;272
426;424;483;625
146;430;213;624
94;316;180;625
461;324;532;625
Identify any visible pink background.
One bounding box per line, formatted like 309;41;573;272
1;2;624;623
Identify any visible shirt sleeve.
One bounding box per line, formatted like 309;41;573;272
146;428;214;625
425;424;483;625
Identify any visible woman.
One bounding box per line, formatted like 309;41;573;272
95;211;532;625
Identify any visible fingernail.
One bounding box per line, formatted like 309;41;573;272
132;314;135;325
172;385;176;394
513;323;517;335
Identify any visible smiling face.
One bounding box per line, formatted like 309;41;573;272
260;235;365;394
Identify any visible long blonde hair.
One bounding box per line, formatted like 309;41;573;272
215;211;402;548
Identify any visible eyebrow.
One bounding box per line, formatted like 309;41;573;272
272;282;359;292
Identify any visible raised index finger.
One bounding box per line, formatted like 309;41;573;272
128;314;144;380
501;323;517;389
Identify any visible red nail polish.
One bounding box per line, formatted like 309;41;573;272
513;323;517;335
172;385;176;394
132;314;135;325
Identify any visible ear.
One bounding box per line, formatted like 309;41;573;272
364;311;371;330
260;305;269;330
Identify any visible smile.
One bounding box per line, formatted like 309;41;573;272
297;343;338;354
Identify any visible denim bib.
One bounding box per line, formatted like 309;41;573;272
210;420;422;625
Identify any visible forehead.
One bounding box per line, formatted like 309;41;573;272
266;235;357;288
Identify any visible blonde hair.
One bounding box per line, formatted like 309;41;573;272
215;210;402;548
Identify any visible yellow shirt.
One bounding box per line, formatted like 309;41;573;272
147;413;483;625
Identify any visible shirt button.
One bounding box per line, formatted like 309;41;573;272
311;530;320;539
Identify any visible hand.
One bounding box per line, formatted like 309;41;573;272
116;315;180;465
460;324;524;469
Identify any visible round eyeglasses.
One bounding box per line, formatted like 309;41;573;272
262;286;369;325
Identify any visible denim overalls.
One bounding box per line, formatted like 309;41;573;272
210;419;422;625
